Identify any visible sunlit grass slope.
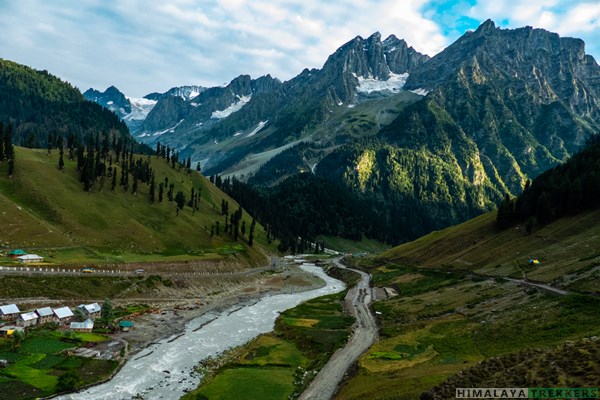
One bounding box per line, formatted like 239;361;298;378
0;147;275;265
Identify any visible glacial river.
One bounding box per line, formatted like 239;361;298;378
59;263;345;400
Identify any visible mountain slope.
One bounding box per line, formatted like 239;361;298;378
336;141;600;398
0;146;272;266
124;34;428;178
313;21;600;243
0;60;135;149
379;134;600;290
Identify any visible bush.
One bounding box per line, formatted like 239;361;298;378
56;371;82;392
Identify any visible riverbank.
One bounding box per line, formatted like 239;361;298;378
58;262;345;400
111;261;327;355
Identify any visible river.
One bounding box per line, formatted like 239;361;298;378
58;263;345;400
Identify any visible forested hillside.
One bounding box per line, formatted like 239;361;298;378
0;59;138;150
497;135;600;228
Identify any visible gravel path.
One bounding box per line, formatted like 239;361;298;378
300;257;378;400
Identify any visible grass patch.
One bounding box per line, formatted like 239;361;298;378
194;368;295;400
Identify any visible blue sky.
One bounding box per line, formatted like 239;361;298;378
1;0;598;97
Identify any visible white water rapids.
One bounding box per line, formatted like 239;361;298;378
58;263;345;400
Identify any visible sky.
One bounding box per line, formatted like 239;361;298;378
1;0;598;98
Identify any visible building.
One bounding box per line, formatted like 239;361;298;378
35;307;55;325
53;306;74;324
0;304;21;321
70;319;94;333
17;254;44;263
7;249;27;259
0;325;24;337
119;320;134;332
17;312;38;327
78;303;102;320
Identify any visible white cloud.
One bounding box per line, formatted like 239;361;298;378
0;0;597;98
469;0;600;39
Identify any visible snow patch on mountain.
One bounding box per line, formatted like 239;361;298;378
152;119;184;136
211;95;252;119
355;72;409;94
125;97;158;121
247;120;268;137
410;88;430;96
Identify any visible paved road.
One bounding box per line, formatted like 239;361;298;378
299;257;378;400
0;265;270;278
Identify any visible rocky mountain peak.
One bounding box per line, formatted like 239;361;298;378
82;85;131;117
323;31;427;81
474;18;496;34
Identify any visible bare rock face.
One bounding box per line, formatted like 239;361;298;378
83;85;132;118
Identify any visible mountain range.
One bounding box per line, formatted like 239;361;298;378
83;20;600;243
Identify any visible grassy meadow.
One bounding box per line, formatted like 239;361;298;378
336;209;600;399
0;146;275;266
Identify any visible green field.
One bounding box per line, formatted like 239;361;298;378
0;146;275;266
0;330;117;399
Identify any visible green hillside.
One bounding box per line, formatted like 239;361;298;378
337;206;600;399
0;146;274;266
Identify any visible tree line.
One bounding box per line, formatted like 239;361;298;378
497;134;600;230
211;172;376;253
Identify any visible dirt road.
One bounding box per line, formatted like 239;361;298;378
506;277;569;295
299;257;378;400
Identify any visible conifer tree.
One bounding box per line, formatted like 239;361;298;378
7;157;14;177
0;122;4;162
158;182;164;202
149;176;155;203
58;145;64;170
4;123;13;160
175;191;185;215
131;174;138;195
111;168;117;191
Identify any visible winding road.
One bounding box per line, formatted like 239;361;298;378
300;257;378;400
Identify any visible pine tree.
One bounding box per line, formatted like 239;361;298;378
149;176;155;203
58;145;65;170
196;162;201;172
4;123;13;160
158;182;164;202
7;157;14;177
111;168;117;191
248;218;256;246
496;193;515;229
132;174;138;195
175;191;186;215
168;183;174;202
76;146;85;171
0;122;4;162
